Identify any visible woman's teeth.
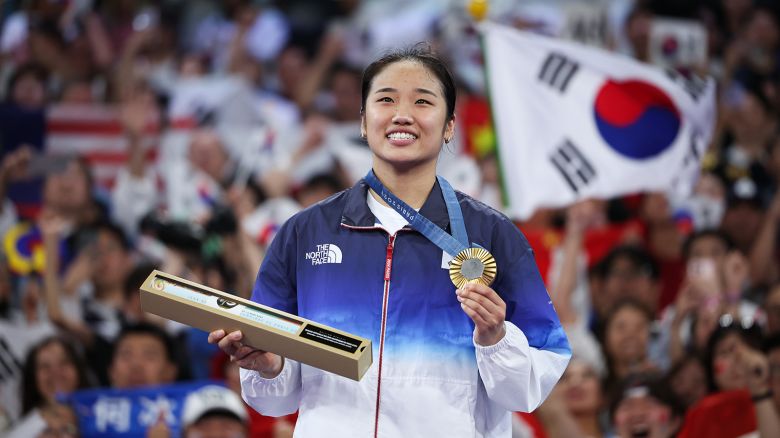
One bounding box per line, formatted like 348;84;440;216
388;132;417;140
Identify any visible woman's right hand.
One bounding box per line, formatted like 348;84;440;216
208;329;284;378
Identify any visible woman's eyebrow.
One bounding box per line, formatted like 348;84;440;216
415;88;438;97
373;87;438;97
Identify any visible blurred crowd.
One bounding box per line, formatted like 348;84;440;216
0;0;779;437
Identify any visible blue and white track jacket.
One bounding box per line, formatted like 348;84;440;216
240;179;571;437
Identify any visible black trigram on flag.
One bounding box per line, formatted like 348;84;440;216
550;139;596;193
665;69;708;102
538;53;580;93
0;337;22;385
682;129;703;167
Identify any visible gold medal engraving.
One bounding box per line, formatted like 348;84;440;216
449;248;497;288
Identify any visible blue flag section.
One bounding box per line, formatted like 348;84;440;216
65;381;217;437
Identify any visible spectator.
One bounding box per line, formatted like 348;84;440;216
112;119;240;237
20;336;92;416
601;299;657;389
638;192;686;312
0;271;58;425
113;5;180;101
704;315;764;394
210;353;295;437
181;385;249;438
108;323;179;389
187;128;235;190
665;355;708;410
662;229;758;366
722;176;771;255
592;245;661;324
549;200;608;372
623;6;654;62
537;355;607;438
678;317;780;437
41;215;134;384
2;62;48;111
4;336;89;438
189;0;289;73
119;259;201;384
734;5;780;79
40;155;98;227
0;63;48;219
609;372;684;438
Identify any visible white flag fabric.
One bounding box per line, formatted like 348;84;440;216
480;22;716;219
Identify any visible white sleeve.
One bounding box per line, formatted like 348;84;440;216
110;168;158;237
475;321;570;413
239;358;302;417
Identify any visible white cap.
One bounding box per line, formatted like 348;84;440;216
182;385;248;427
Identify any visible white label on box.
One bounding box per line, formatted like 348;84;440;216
160;280;301;334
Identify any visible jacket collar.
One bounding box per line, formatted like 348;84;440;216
341;178;451;231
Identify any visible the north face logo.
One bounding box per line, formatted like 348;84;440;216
304;244;343;265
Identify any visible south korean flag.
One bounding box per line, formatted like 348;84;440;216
480;22;716;219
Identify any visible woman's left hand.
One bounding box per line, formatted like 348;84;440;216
456;283;506;346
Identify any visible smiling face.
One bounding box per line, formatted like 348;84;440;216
614;393;676;438
35;341;79;404
559;360;603;416
712;332;749;391
361;60;455;175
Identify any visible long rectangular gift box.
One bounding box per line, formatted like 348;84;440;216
139;270;373;381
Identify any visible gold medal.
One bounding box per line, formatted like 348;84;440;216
449;247;497;288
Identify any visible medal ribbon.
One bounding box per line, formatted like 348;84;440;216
364;170;469;257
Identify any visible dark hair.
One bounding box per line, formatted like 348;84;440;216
21;336;93;414
123;262;158;298
96;220;132;251
596;245;660;280
681;229;734;261
360;45;457;122
46;155;96;204
765;333;780;354
112;322;176;364
330;61;363;86
202;254;236;290
301;173;344;195
744;81;775;116
666;353;705;382
703;314;763;392
196;409;245;426
5;63;49;103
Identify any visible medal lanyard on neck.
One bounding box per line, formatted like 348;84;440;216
364;169;469;257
